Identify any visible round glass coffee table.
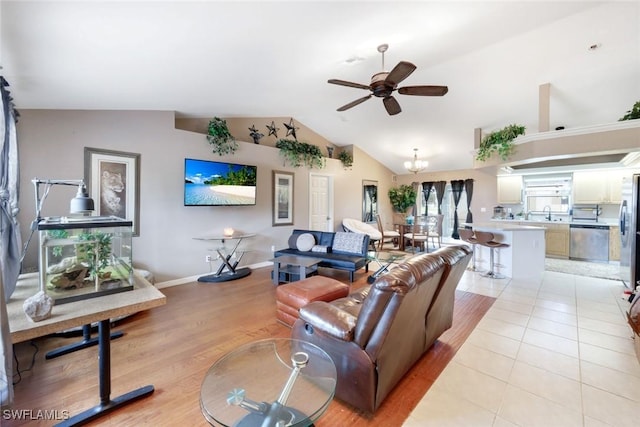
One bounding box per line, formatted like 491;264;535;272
200;338;337;426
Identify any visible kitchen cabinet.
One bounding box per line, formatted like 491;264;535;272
497;176;523;204
544;223;570;258
573;170;624;204
609;225;620;261
606;170;624;204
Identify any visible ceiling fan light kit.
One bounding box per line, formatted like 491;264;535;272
328;44;448;115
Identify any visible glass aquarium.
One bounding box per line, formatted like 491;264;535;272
37;216;134;304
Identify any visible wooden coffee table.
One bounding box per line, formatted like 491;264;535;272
271;255;321;285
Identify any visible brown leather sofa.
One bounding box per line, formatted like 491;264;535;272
291;245;472;413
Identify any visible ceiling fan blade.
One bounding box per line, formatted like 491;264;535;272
328;79;371;90
398;85;449;96
383;96;401;115
385;61;416;86
337;94;372;111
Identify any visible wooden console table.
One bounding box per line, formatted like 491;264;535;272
7;272;166;426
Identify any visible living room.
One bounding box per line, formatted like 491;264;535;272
2;1;640;426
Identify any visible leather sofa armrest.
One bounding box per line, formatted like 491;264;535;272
298;301;357;342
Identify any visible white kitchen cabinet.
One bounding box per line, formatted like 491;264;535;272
573;170;624;204
497;175;523;204
606;170;624;204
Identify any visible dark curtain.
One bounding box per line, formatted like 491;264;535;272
464;178;474;223
411;182;419;216
421;181;434;216
450;180;464;239
433;180;446;214
1;76;20;407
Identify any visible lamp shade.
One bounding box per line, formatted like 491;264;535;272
70;185;95;214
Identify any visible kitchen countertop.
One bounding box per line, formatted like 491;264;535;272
464;222;546;231
490;219;618;227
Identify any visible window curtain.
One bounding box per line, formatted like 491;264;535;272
421;181;434;216
411;181;420;216
1;76;20;407
433;180;446;214
450;180;464;239
464;178;474;223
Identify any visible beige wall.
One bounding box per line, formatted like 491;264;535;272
17;110;394;283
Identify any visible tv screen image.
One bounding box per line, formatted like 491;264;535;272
184;158;257;206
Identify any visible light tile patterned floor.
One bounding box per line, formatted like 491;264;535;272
403;269;638;427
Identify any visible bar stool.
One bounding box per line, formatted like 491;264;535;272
473;231;510;279
458;228;480;271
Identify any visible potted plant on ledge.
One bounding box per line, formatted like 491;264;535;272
338;150;353;169
475;124;525;162
275;139;325;169
207;117;238;156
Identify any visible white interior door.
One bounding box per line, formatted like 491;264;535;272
309;174;333;231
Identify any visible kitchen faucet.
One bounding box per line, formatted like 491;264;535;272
543;205;552;221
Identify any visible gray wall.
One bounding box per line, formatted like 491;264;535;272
16;110;397;284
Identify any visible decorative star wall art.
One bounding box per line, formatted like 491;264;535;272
283;118;299;140
248;125;264;144
266;121;279;138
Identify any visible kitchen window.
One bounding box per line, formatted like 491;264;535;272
523;174;572;214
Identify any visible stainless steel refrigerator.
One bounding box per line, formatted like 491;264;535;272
619;173;640;290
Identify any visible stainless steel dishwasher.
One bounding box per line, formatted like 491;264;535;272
569;224;610;262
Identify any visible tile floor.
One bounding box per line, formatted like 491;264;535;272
403;268;639;427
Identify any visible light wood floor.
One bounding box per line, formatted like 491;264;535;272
8;266;495;426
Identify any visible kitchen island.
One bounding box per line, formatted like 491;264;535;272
464;222;546;280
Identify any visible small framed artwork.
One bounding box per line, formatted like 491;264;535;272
272;170;294;226
84;147;141;236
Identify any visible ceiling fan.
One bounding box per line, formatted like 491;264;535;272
328;44;448;116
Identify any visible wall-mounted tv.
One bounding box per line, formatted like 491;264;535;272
184;158;257;206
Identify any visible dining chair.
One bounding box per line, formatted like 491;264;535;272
403;216;429;253
427;214;443;250
375;214;400;251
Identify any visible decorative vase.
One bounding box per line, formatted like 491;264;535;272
326;146;334;158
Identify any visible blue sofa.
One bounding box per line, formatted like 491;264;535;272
274;229;371;282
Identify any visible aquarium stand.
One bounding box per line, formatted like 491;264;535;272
46;323;124;359
55;320;155;427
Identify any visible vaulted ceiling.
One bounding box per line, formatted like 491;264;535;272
1;1;639;174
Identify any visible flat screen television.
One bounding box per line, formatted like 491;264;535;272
184;158;257;206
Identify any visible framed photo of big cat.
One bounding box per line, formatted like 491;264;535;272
84;147;141;236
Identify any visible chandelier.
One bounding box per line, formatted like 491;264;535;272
404;148;427;174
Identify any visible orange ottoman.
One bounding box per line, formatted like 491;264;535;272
276;276;350;327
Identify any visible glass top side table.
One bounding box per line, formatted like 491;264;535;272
200;338;337;427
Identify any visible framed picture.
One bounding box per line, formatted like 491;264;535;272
272;170;294;226
84;147;141;236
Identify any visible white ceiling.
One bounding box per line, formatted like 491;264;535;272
1;1;639;174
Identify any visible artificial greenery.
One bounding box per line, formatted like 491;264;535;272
619;100;640;121
206;117;238;156
275;138;325;169
46;229;112;279
76;232;112;279
475;124;526;162
338;150;353;169
388;184;417;213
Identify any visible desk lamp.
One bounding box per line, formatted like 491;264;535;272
21;178;95;264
